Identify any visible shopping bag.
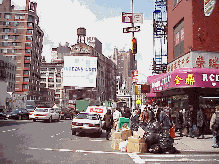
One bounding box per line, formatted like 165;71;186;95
169;127;175;138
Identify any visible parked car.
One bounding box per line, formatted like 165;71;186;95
33;108;60;123
60;108;73;120
0;109;6;120
5;109;29;120
71;112;102;137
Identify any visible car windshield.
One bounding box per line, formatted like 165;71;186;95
35;108;49;112
12;109;22;113
26;105;34;109
88;114;98;120
76;113;88;119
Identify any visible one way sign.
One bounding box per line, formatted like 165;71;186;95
123;26;140;33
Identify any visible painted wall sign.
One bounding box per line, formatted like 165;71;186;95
167;51;219;72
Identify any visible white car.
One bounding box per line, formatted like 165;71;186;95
71;112;102;137
33;108;60;123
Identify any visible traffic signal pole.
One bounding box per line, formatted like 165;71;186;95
131;0;137;111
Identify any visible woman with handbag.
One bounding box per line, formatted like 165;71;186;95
210;106;219;148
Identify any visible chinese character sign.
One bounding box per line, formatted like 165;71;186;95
185;74;195;85
174;75;183;85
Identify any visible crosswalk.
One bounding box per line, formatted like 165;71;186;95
129;153;219;163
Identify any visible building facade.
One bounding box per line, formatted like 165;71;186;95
0;0;44;100
147;0;219;130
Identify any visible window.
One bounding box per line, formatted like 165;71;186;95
25;49;31;53
56;84;61;87
27;29;33;34
25;42;32;47
174;19;184;58
14;14;25;20
12;35;18;40
2;49;8;54
28;16;34;22
27;22;33;28
14;21;19;26
24;63;30;67
24;56;30;60
23;70;29;75
13;29;18;33
12;49;17;54
4;21;10;26
26;36;32;41
2;42;9;47
56;79;61;83
3;35;9;40
12;42;17;47
22;84;29;89
4;14;11;19
23;77;29;82
3;28;10;33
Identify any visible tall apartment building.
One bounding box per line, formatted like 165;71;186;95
0;0;44;100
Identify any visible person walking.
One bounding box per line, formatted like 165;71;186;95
130;110;140;133
113;107;122;131
185;105;195;138
197;105;207;139
160;109;173;129
103;109;113;140
210;106;219;148
176;109;184;137
123;107;132;119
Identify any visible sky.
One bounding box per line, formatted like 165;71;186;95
11;0;163;83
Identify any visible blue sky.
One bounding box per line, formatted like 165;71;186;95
12;0;158;82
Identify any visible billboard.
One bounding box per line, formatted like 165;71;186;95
63;56;97;87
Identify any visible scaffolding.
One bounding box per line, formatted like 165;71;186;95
153;0;167;74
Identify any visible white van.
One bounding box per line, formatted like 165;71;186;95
86;106;108;119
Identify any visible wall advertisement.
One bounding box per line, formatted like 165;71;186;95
63;56;97;87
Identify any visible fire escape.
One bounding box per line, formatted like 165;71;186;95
152;0;167;74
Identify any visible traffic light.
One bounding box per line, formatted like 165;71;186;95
132;37;137;54
135;85;138;94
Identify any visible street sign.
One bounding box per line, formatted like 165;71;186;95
133;13;143;23
122;12;132;23
123;26;140;33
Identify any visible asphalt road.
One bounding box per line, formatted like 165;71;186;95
0;119;219;164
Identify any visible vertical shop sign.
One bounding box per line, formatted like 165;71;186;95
196;56;205;68
209;57;219;68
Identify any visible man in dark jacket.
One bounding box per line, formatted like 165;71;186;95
176;109;184;137
103;109;113;140
123;107;132;119
185;105;195;138
197;105;207;139
160;109;172;129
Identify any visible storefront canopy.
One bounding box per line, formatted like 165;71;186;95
147;68;219;94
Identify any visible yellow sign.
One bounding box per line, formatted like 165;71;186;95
174;75;183;85
136;99;141;105
185;74;195;85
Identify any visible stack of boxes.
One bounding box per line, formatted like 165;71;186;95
111;128;132;150
127;131;147;153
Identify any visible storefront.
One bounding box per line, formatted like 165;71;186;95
147;68;219;129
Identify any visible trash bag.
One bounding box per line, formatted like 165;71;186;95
148;144;161;154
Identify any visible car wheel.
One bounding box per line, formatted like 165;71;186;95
33;119;36;122
72;130;76;135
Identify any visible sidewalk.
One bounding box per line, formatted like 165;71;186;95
173;133;219;153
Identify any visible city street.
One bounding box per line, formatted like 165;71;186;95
0;119;219;164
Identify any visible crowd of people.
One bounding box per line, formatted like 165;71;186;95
103;104;219;148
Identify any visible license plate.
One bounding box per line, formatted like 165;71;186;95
83;124;89;127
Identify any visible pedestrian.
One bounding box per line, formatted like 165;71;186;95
185;105;195;138
130;110;140;133
210;106;219;148
113;107;122;131
160;109;173;129
103;109;113;140
197;105;207;139
156;107;162;123
123;107;132;119
140;107;149;125
176;109;184;137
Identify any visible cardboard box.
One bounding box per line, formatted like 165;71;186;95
128;136;145;144
112;131;122;139
127;142;147;153
133;131;139;138
111;139;123;150
121;129;132;141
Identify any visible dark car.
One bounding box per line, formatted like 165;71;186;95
5;109;29;120
0;109;6;120
60;108;73;120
